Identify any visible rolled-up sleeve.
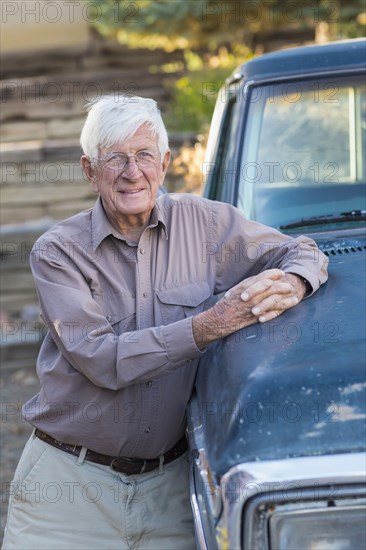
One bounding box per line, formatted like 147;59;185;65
211;201;328;294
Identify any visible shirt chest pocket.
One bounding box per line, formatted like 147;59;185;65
93;293;136;335
155;281;211;325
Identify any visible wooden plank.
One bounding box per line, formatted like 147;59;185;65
1;183;94;205
0;355;39;371
1;248;35;271
1;97;86;123
1;87;170;122
0;292;39;317
95;44;184;64
0;342;42;370
1;70;170;101
48;199;96;220
1;270;35;292
0;206;46;225
0;198;95;224
1;161;86;186
0;141;43;163
0;121;48;142
46;117;85;139
0;48;84;78
0;139;81;163
1;45;184;79
43;139;82;161
0;117;91;142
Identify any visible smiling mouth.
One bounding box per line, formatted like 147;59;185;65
119;189;146;195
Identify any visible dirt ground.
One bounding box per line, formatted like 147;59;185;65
0;366;41;543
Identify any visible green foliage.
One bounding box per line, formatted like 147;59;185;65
163;48;251;133
87;0;366;49
85;0;365;133
87;0;241;50
163;70;225;133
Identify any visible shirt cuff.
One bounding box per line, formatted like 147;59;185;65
285;270;315;297
162;317;205;365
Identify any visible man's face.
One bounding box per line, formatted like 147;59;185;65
82;124;170;231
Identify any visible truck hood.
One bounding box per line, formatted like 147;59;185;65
194;229;366;480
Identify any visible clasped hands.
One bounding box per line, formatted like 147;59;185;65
223;268;307;324
192;269;308;349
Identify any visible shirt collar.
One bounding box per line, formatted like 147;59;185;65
91;196;168;251
150;198;169;240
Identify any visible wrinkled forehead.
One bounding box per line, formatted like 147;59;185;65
98;123;159;155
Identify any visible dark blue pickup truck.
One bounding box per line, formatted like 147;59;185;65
187;39;366;550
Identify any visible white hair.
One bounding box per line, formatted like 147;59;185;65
80;95;169;160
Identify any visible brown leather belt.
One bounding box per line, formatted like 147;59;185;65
35;429;187;475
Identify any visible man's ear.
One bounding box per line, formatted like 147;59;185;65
160;150;171;180
80;155;99;193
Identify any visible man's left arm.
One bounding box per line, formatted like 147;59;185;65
212;201;329;322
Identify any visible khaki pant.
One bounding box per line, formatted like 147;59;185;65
2;432;196;549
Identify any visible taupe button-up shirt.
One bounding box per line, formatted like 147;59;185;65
23;194;328;458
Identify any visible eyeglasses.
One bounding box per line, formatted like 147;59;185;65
94;151;158;171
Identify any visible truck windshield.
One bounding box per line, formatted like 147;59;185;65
237;75;366;229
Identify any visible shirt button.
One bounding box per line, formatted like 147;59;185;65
144;427;150;433
139;248;145;255
142;292;148;298
146;380;152;388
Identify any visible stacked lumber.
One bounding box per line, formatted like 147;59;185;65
1;44;186;222
0;43;187;367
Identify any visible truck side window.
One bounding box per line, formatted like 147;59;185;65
205;94;241;204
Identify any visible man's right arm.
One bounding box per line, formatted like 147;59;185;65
30;240;204;391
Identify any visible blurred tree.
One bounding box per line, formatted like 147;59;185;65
90;0;365;50
87;0;365;133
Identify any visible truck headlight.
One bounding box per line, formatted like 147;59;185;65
269;505;366;550
243;491;366;550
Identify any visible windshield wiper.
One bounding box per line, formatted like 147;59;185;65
280;210;366;230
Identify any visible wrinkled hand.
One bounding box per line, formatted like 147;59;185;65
223;268;307;323
192;269;307;349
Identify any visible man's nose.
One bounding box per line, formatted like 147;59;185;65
123;157;141;177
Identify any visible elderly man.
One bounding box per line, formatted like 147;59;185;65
2;95;328;549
